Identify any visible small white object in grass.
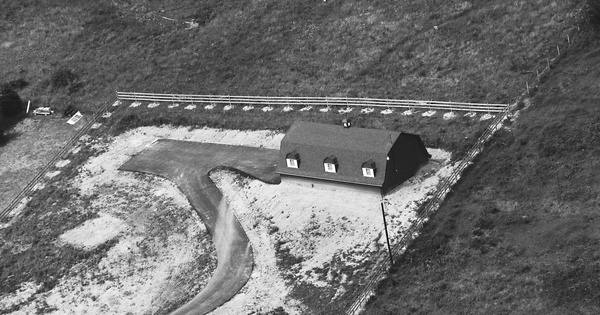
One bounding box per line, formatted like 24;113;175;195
112;100;122;107
148;102;160;108
32;182;45;191
403;109;414;116
262;106;273;112
101;112;112;118
168;103;179;109
422;110;436;117
91;123;102;129
443;112;457;120
184;104;197;110
55;159;71;168
45;170;60;178
204;104;215;110
464;112;477;118
282;106;294;112
130;101;141;108
67;111;83;125
185;21;199;30
338;107;353;114
480;113;495;121
381;108;394;115
361;107;374;114
319;106;330;113
224;105;235;111
243;105;254;111
299;106;312;112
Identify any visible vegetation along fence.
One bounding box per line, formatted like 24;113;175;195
341;104;511;314
0;96;120;221
342;26;579;315
116;92;508;113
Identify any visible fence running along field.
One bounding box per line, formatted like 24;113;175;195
341;104;511;314
0;97;119;221
340;28;580;314
117;92;508;113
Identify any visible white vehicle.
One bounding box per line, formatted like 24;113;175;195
32;107;54;116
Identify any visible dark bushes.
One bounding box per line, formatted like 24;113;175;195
0;87;24;118
50;69;78;90
1;78;29;90
585;0;600;25
49;69;85;94
63;104;78;117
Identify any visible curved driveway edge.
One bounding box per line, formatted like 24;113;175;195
118;139;280;315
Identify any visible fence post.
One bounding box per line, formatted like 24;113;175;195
381;202;394;267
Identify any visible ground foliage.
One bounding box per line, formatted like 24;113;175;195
364;27;600;314
0;0;579;115
0;87;25;135
0;0;597;313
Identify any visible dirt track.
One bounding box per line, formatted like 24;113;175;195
119;139;280;315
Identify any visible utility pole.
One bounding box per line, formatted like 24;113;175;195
381;201;394;267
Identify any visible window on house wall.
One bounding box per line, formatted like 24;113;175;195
362;160;376;178
324;155;338;173
286;151;300;168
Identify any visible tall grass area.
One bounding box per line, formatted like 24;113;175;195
363;21;600;315
0;0;579;117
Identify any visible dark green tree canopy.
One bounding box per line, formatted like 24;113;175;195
0;87;24;118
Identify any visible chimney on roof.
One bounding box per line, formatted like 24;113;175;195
342;119;351;128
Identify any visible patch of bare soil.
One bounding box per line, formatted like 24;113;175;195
209;150;456;313
1;125;456;314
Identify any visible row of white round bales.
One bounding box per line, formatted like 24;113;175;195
113;100;497;121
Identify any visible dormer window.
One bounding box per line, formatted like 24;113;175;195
362;160;376;178
324;155;338;173
286;151;300;168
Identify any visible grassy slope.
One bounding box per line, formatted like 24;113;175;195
364;30;600;314
0;0;595;313
1;0;578;113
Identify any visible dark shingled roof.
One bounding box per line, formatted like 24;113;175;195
282;121;400;154
276;121;402;187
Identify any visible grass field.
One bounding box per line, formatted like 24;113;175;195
364;28;600;314
1;0;578;115
1;0;599;313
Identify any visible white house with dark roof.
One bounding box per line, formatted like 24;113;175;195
276;121;431;195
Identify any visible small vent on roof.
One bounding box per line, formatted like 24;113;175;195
342;119;351;128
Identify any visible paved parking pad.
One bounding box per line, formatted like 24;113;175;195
119;139;280;315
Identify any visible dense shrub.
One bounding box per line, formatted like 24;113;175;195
1;78;29;90
0;87;25;136
0;87;24;117
586;0;600;25
63;104;78;117
50;68;78;90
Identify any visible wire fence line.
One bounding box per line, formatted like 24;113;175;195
342;27;579;315
341;105;510;314
0;97;119;222
117;92;508;113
